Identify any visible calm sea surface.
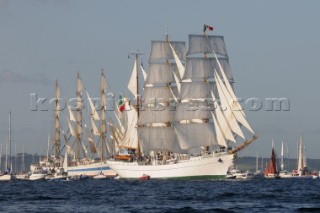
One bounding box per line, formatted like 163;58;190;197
0;178;320;213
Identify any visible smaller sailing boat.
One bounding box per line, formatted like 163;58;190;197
15;145;28;180
264;140;279;178
278;141;292;178
93;162;107;179
0;112;14;181
291;133;312;178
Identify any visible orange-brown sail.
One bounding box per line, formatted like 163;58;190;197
264;161;269;176
269;147;277;174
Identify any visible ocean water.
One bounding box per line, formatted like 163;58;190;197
1;178;320;213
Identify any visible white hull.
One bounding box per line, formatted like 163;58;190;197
15;174;28;180
29;173;46;180
93;174;107;179
0;174;12;181
279;174;293;178
107;153;234;179
66;161;117;177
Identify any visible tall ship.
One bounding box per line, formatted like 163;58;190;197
64;72;116;177
30;80;64;173
107;25;258;179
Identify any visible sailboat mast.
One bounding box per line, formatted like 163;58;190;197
281;141;284;171
9;111;11;172
298;133;303;171
135;53;140;118
54;80;61;158
256;152;259;173
100;70;107;161
75;72;85;160
22;145;25;173
0;144;2;171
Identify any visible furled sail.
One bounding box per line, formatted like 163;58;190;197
53;80;61;158
74;72;86;160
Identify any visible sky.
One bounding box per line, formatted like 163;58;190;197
0;0;319;159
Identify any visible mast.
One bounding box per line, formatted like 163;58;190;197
22;145;25;173
281;141;284;171
297;133;303;172
9;111;11;172
128;52;143;155
53;80;61;158
0;144;2;171
256;152;259;173
46;134;50;161
15;144;17;174
5;143;8;171
100;70;108;161
75;72;86;160
135;53;139;118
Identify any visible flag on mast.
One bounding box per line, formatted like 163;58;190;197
203;24;214;32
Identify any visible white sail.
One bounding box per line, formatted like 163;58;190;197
168;41;185;79
211;50;244;116
298;134;304;171
84;123;98;154
138;126;181;154
215;71;254;134
180;81;211;100
143;86;173;103
89;115;100;136
65;115;76;137
174;101;210;121
172;70;181;94
215;72;245;139
86;90;100;121
118;101;138;149
212;111;228;147
183;58;232;81
174;123;217;150
128;58;138;97
63;149;68;171
139;106;174;125
146;63;176;84
211;90;236;143
141;63;148;82
187;35;228;57
149;40;186;62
